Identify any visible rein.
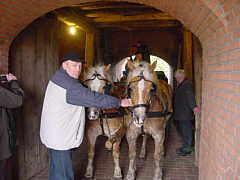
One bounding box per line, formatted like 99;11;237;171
146;111;172;118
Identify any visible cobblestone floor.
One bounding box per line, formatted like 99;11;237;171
31;122;198;180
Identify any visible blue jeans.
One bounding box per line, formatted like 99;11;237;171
49;149;74;180
178;120;193;148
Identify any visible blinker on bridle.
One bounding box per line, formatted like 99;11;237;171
83;72;112;94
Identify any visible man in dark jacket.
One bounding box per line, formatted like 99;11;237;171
40;52;132;180
0;73;24;180
173;69;200;156
135;41;150;63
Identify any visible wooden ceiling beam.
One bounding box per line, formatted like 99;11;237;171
97;21;182;29
71;3;147;10
78;8;159;17
90;13;175;22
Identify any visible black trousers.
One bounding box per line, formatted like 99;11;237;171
0;159;7;180
178;120;193;148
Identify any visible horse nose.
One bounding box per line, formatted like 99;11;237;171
88;114;97;120
134;116;145;127
138;116;145;125
88;111;99;120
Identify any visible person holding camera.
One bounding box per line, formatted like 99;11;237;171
0;73;24;180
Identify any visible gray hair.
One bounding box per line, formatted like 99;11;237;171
174;69;185;77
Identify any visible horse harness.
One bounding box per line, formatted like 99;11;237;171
127;72;157;110
127;72;172;134
99;109;126;136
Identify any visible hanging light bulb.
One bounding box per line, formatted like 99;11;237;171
70;26;76;35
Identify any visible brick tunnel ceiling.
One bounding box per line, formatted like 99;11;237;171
47;1;182;31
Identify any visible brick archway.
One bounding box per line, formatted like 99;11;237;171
1;1;239;179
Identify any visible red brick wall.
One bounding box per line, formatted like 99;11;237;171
0;0;239;179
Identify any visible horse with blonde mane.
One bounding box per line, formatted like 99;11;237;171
83;64;126;179
124;60;172;180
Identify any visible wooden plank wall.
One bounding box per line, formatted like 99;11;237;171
9;18;59;179
193;36;203;166
100;29;181;66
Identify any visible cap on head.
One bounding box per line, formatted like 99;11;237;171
174;69;185;77
61;52;85;63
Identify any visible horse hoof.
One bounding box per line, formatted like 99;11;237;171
114;169;122;178
114;175;123;179
153;169;163;180
84;173;93;178
153;177;162;180
126;172;135;180
85;168;93;178
84;174;93;178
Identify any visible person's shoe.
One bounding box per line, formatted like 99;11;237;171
176;147;184;153
178;150;192;156
177;147;194;156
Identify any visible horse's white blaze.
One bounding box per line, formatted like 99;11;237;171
138;79;144;104
90;79;101;92
136;79;146;118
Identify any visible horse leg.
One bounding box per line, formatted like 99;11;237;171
85;133;98;178
152;130;165;180
112;140;122;178
126;131;138;180
139;134;147;159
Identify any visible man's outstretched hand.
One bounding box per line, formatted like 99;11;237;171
120;98;133;107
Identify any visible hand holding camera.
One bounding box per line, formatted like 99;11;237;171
0;73;17;82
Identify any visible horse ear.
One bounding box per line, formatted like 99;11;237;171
127;60;134;71
151;61;157;71
84;65;89;73
82;66;88;80
104;64;111;72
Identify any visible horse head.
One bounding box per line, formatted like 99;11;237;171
126;60;158;127
83;64;112;120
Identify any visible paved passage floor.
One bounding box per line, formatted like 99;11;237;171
31;122;198;180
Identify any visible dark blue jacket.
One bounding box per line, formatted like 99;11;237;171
52;67;121;109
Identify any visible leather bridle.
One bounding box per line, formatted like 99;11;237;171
127;73;157;111
83;72;112;94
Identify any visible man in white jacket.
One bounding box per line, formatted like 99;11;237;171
40;52;132;180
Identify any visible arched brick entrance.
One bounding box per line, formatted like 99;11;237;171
1;1;239;179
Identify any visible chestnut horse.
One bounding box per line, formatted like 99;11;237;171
83;64;126;179
124;60;172;180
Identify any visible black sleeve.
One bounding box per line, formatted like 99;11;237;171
184;84;197;110
0;81;24;108
66;81;121;109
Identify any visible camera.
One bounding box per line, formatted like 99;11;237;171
0;75;7;82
